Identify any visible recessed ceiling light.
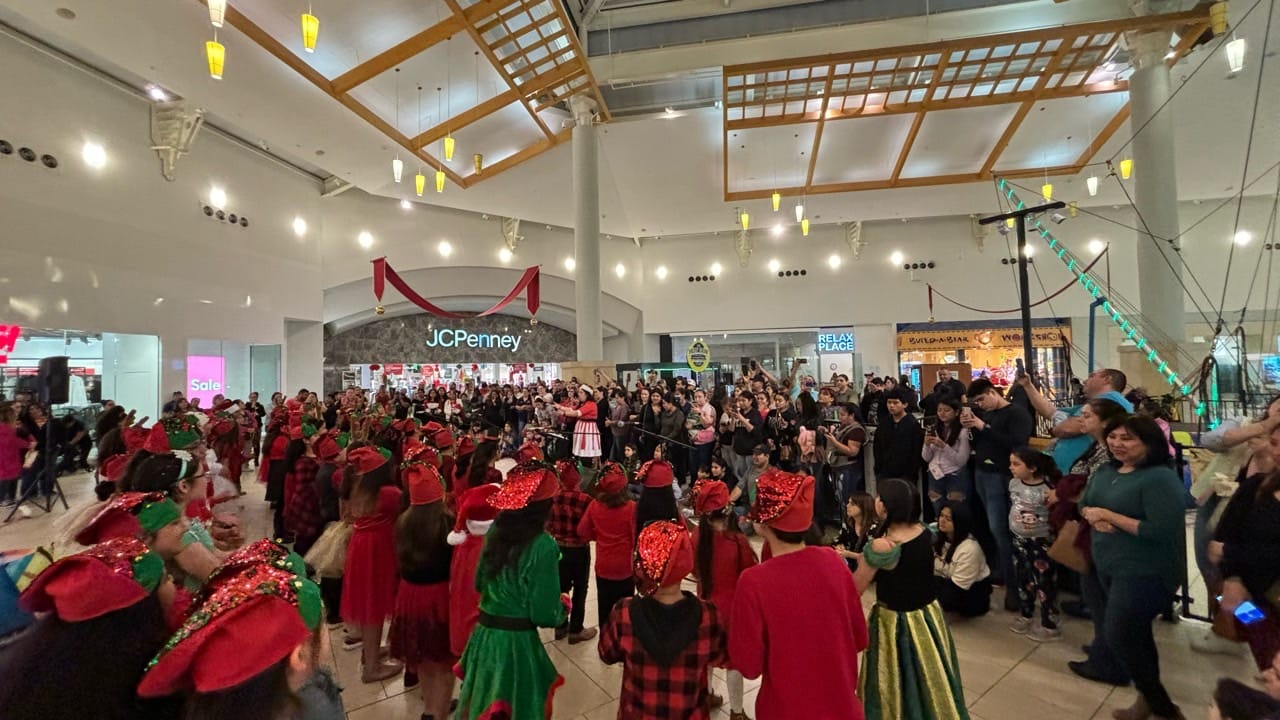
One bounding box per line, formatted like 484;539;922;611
827;254;842;269
55;7;76;20
564;256;576;272
767;258;781;272
889;251;904;265
358;231;374;249
400;199;412;210
498;247;513;263
147;85;167;101
655;265;668;280
199;299;214;305
209;186;227;209
81;141;106;169
438;240;453;257
1023;245;1035;258
614;262;626;278
1234;230;1253;246
710;262;723;276
664;106;675;115
153;297;164;306
292;216;307;237
772;223;784;237
1088;239;1105;255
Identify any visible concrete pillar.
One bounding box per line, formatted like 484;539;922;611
283;320;324;394
571;94;603;362
1127;28;1186;359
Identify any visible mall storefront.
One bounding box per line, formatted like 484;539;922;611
323;314;576;393
666;327;865;387
896;319;1073;399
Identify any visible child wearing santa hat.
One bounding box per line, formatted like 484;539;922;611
342;446;405;682
598;519;727;720
691;480;758;719
578;462;638;628
389;460;456;720
447;483;500;658
730;469;869;720
548;458;595;644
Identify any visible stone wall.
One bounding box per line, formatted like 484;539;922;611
323;314;577;393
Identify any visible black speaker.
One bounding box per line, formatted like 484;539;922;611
38;355;70;405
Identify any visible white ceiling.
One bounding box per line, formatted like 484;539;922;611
0;0;1276;239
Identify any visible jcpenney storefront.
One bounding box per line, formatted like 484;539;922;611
323;314;577;393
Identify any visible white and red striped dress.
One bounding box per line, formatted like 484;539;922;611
571;401;601;458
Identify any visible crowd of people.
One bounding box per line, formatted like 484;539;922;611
0;362;1279;720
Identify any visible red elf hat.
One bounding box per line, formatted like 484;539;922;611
447;483;501;545
455;435;476;457
746;470;814;533
488;464;559;511
693;479;730;516
314;432;343;462
405;463;445;506
22;537;165;622
347;446;390;475
75;491;182;546
596;462;628;495
403;441;441;468
423;421;453;449
122;425;149;453
98;453;132;483
137;563;322;697
553;459;581;491
200;538;307;596
634;520;694;597
515;441;544;466
142;424;171;455
638;459;675;488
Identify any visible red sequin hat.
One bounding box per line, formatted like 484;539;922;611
638;459;675;488
596;462;628;495
423;421;454;449
488;464;559;511
98;453;132;483
553;459;580;491
634;520;694;596
447;483;501;545
405;463;446;506
693;479;730;516
347;446;390;475
75;491;182;547
515;441;544;466
137;561;322;697
22;537;165;622
455;435;477;457
746;470;814;532
402;441;441;469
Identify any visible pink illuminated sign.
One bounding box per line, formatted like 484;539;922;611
0;325;19;364
186;355;226;407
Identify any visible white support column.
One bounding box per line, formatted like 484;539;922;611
571;94;603;362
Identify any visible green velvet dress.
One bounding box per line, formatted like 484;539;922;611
455;531;567;720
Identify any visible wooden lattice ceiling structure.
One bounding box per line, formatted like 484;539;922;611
215;0;609;189
721;7;1211;201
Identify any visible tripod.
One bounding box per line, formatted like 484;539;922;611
4;418;68;523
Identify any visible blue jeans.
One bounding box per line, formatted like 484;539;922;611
973;466;1013;586
927;468;973;513
1096;573;1177;715
1081;568;1131;683
830;462;865;507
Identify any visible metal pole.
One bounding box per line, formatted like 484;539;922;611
1015;215;1035;380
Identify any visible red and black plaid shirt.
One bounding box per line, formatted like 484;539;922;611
598;596;727;720
547;487;592;546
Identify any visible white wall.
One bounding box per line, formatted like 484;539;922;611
284;321;323;395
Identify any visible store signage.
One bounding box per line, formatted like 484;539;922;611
385;363;404;375
424;328;522;352
0;324;19;364
186;355;226;407
817;331;855;353
897;327;1068;351
687;339;711;372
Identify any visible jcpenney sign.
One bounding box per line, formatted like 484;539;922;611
424;329;522;352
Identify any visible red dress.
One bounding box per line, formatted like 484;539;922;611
389;545;455;666
690;529;758;631
448;533;485;658
342;486;402;626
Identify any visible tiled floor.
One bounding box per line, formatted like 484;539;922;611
0;471;1258;720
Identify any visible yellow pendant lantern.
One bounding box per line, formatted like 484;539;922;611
473;153;484;174
301;13;319;53
771;191;780;212
1006;218;1016;229
206;39;226;80
414;171;425;197
1210;1;1229;35
1041;182;1053;201
801;218;810;237
443;135;455;162
739;210;750;230
1119;157;1133;180
435;169;446;193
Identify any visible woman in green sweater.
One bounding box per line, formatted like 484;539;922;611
1079;415;1186;720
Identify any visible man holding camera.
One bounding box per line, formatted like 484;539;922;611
726;393;764;486
821;402;866;505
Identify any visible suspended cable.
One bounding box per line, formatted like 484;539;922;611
1237;181;1280;325
1175;160;1280;243
1218;0;1276;324
928;248;1109;315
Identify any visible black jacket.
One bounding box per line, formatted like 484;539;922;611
872;413;923;479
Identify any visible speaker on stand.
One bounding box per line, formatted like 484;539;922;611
4;356;71;523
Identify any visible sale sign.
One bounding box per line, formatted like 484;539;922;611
186;355;226;407
0;325;20;364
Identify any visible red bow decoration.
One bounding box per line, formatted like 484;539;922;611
372;258;540;319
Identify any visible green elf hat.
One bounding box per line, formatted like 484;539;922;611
161;414;203;450
75;491;182;546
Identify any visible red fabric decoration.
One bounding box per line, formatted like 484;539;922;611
488;466;559;510
448;483;501;545
595;463;627;495
406;463;445;506
348;447;389;475
693;479;730;516
98;453;131;483
638;460;675;488
142;425;170;455
122;426;149;453
371;258;541;319
22;537;154;621
634;520;695;596
747;470;814;532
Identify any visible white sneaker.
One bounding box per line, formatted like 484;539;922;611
1190;629;1243;656
1009;616;1033;635
17;505;33;519
1028;625;1062;642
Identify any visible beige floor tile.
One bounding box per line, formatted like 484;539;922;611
546;643;614;719
970;659;1111;719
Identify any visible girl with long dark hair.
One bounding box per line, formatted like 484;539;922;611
922;397;972;514
390;462;456;720
634;459;680;534
691;479;757;718
261;409;291;537
341;447;405;682
456;462;566;719
283;425;324;555
465;439;502;493
932;500;992;617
